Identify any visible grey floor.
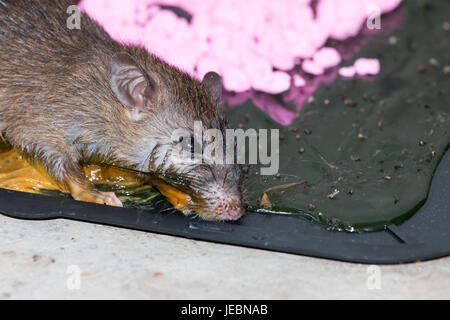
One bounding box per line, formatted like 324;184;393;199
0;214;449;299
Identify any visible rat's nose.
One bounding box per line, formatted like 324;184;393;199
215;200;245;221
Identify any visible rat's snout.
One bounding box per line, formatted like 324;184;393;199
148;174;245;222
214;198;245;221
201;184;245;221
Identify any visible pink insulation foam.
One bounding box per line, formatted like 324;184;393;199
338;66;357;78
80;0;402;95
354;58;381;75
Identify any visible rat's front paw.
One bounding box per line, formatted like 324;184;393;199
73;190;123;207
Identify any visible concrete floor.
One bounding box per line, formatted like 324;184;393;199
0;214;449;299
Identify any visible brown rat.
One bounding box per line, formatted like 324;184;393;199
0;0;246;221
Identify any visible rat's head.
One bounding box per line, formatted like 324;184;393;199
108;49;246;221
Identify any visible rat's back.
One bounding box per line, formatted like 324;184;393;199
0;0;118;130
0;0;115;79
0;0;112;53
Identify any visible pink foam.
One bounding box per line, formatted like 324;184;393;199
339;66;357;78
293;74;306;87
313;47;342;69
302;59;324;75
354;58;381;75
197;54;221;80
338;58;380;78
363;0;403;15
80;0;401;95
222;64;252;92
317;0;367;40
252;71;291;94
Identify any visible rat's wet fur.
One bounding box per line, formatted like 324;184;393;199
0;0;246;220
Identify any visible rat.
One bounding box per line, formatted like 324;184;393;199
0;0;246;221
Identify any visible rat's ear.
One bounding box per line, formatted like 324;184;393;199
109;52;156;120
202;71;222;105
